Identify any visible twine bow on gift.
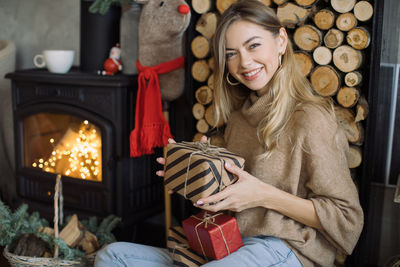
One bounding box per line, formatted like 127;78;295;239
192;212;231;260
182;141;225;199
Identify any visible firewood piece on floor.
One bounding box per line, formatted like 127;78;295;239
38;227;55;236
13;233;48;257
77;230;100;255
59;214;85;248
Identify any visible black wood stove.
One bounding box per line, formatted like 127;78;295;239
6;69;164;240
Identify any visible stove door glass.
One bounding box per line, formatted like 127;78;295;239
23;113;102;182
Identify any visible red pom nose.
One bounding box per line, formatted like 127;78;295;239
178;4;190;14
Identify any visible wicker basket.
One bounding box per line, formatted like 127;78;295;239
3;246;85;267
2;174;96;267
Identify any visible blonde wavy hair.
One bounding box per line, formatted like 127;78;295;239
213;0;335;156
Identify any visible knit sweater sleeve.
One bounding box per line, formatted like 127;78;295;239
297;106;364;255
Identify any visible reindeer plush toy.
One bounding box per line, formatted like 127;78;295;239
130;0;191;157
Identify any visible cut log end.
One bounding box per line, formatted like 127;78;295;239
192;0;212;14
192;60;211;82
349;145;362;168
216;0;237;14
346;27;371;50
313;46;332;65
195;12;218;39
331;0;356;14
195;85;213;105
324;28;344;49
294;25;323;52
333;45;363;73
354;1;374;22
311;65;341;96
294;51;314;77
314;9;335;30
337;86;360;108
191;35;210;59
344;71;362;87
336;12;357;32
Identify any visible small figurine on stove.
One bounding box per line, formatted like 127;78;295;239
98;44;123;76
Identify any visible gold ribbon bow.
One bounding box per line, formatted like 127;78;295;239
181;141;225;199
191;212;231;260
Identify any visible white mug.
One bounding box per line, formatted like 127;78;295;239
33;50;75;74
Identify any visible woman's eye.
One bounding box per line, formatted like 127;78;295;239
160;1;164;6
226;52;236;59
249;43;260;49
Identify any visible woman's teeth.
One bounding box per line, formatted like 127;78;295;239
243;68;261;77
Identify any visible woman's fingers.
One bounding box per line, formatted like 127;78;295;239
168;138;176;144
156;170;165;177
224;162;244;176
156;157;165;165
200;136;208;142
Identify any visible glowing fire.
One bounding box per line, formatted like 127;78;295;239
32;120;102;181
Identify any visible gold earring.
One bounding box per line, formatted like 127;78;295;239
278;53;282;67
226;73;240;86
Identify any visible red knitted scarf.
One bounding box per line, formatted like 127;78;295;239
129;56;185;157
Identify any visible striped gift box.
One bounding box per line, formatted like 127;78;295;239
164;142;245;203
167;226;207;267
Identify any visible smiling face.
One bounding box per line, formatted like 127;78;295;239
225;20;287;96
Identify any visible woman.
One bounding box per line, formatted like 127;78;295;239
95;1;363;266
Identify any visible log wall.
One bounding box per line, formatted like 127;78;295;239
188;0;373;172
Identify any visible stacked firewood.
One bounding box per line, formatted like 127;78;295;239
189;0;373;171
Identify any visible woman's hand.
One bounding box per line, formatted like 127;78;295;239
195;162;324;230
156;136;208;194
193;162;273;212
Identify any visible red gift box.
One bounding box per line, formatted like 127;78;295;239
182;211;243;260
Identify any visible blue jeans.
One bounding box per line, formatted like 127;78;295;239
94;235;303;267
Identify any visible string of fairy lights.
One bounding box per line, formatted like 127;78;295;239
31;120;102;181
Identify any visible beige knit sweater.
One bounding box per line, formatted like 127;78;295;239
224;92;364;267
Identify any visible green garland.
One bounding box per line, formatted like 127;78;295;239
0;200;121;261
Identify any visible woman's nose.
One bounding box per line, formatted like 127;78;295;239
240;51;252;67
